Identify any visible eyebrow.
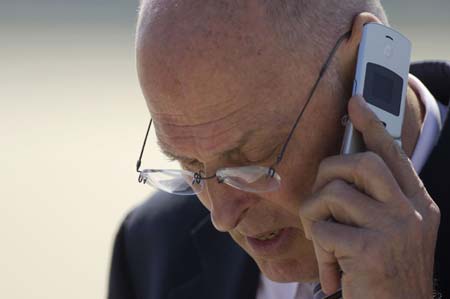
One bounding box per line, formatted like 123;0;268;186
157;130;255;163
158;144;196;163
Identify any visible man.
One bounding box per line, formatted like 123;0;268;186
109;1;450;298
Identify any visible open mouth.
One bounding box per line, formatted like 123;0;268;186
252;229;282;241
246;228;295;256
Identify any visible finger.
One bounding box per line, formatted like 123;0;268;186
310;221;364;294
349;96;424;198
300;179;383;240
311;238;341;295
313;152;404;204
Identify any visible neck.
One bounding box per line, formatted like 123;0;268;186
401;83;425;158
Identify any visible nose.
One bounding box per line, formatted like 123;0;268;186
203;179;259;232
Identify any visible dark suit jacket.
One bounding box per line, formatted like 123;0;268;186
108;61;450;299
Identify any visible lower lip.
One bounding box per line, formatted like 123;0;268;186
246;228;295;257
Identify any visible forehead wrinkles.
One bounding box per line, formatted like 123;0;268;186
154;105;255;158
154;103;293;162
150;92;254;127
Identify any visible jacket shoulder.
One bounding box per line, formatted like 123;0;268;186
411;60;450;106
108;192;208;299
123;192;208;241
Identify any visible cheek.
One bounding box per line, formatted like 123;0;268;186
269;163;316;215
277;126;344;203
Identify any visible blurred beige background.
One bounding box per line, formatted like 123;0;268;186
0;1;449;298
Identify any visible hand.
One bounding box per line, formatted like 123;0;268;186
299;96;441;299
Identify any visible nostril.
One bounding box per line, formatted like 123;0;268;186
206;182;259;232
210;206;250;232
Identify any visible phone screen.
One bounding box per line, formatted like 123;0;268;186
363;62;403;116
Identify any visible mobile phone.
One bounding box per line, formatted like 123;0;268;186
341;23;412;154
330;23;412;299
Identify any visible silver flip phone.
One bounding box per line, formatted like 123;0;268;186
341;23;412;154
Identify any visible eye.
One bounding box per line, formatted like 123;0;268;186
245;144;280;164
245;154;270;164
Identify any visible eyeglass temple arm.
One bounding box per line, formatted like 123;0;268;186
136;119;153;173
274;31;352;165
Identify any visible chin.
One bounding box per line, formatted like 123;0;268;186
256;256;319;283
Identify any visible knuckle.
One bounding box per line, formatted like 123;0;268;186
428;201;441;228
409;210;425;229
399;208;427;237
355;151;382;173
310;221;322;236
298;200;310;218
395;197;416;216
367;116;383;131
408;186;441;228
317;155;337;174
299;194;316;218
382;137;406;160
431;202;441;221
322;179;348;197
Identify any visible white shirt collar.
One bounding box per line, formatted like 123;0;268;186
409;74;444;173
256;274;315;299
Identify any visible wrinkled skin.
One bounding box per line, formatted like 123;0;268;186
137;2;438;297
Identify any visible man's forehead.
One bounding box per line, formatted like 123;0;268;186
152;108;291;162
156;128;255;162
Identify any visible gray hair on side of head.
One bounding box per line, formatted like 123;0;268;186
262;0;388;91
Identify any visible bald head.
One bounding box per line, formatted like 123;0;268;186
134;0;389;157
136;0;305;128
136;0;387;120
137;0;387;72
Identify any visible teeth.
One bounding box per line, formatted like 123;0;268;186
255;229;280;241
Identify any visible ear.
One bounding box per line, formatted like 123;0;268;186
336;13;383;87
348;12;383;48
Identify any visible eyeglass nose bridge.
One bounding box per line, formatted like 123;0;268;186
192;172;223;186
192;173;202;185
